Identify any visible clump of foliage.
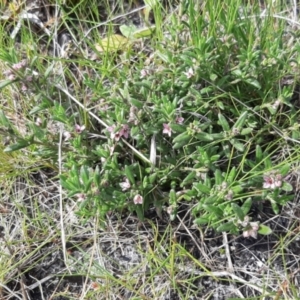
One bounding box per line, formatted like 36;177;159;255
0;0;299;236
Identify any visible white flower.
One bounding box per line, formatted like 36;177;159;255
63;131;71;141
184;67;194;79
133;194;143;205
119;178;131;191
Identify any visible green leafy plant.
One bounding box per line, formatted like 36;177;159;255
0;0;298;237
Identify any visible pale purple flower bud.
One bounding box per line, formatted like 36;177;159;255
119;124;129;139
107;125;117;140
133;194;143;205
184;67;194;79
163;123;172;137
107;124;129;140
8;74;15;80
119;178;131;191
76;193;86;202
175;116;184;125
140;69;149;78
75;124;85;134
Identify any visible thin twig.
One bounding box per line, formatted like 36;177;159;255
222;232;234;273
176;265;271;296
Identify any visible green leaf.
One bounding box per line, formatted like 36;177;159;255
0;79;14;89
172;131;190;143
135;205;144;221
119;24;137;39
241;198;252;215
180;171;196;187
173;139;190;149
245;78;261;89
80;166;90;187
0;110;12;128
281;182;293;192
133;26;156;38
129;98;144;109
169;189;176;205
170;124;186;133
214;169;223;185
148;172;157;184
218;113;230;131
279;164;290;176
95;34;130;53
28;123;45;141
216;221;235;232
233;111;248;130
226;167;236;184
4;140;31;152
202;204;223;217
255;145;263;162
230;139;245;152
258;224;272;235
125;165;135;185
29;97;53;114
271;201;279;214
210;132;226;139
240;128;253;135
231;203;245;221
193;183;210;194
195;132;214;142
194;217;209;225
231;185;243;194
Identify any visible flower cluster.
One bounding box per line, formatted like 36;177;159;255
64;124;86;141
107;124;129;141
3;59;37;92
238;216;260;239
263;171;282;189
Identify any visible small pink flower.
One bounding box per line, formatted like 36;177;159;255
133;194;143;205
76;193;86;202
12;63;23;70
63;131;71;141
263;172;282;189
119;124;129;139
12;60;26;70
107;124;130;141
3;69;12;77
75;124;85;134
119;178;131;191
107;125;117;139
140;69;149;78
175;116;184;125
35;117;42;127
163;123;172;137
21;84;27;92
8;74;15;80
243;222;259;239
184;67;194;79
